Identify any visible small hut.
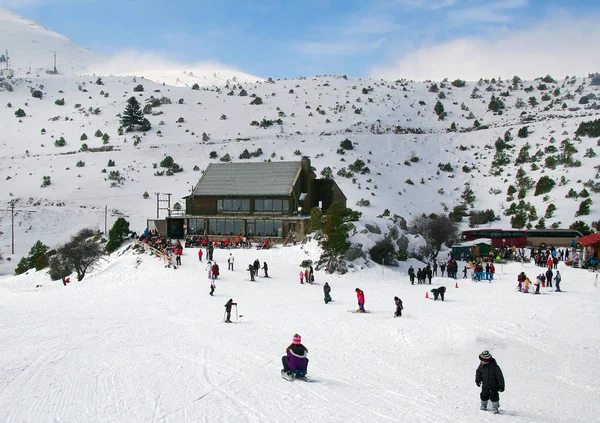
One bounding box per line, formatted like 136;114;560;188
451;238;492;260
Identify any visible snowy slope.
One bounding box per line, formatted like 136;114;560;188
1;71;600;271
0;243;598;422
0;8;102;74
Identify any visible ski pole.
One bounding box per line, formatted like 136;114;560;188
223;310;226;322
235;305;238;321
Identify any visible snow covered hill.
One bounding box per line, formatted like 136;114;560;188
0;242;598;422
0;8;101;74
0;10;600;271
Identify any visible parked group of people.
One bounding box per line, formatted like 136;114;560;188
247;258;268;281
517;268;562;294
299;265;315;284
469;261;496;281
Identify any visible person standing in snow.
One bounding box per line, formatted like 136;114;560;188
463;266;468;279
282;334;309;376
299;270;304;284
555;271;562;292
228;253;234;271
475;350;505;414
433;261;438;277
248;264;256;281
208;244;214;261
224;299;237;323
440;262;446;277
262;261;269;277
323;282;332;303
408;266;415;285
198;248;203;262
212;262;220;280
394;296;403;317
355;288;366;312
545;267;553;288
206;261;212;281
253;259;260;275
210;281;216;296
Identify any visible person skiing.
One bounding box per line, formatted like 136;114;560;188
394;296;403;317
475;350;505;414
212;262;220;280
210;281;216;296
323;282;332;304
431;286;446;301
248;264;255;281
282;334;309;377
408;266;415;285
262;261;269;277
228;253;234;271
208;244;214;261
555;271;562;292
224;298;237;323
198;248;203;262
355;288;366;312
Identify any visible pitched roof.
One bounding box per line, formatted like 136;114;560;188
192;161;303;197
578;233;600;246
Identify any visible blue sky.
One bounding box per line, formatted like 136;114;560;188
3;0;600;79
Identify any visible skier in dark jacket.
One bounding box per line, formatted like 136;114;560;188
248;264;255;281
475;350;505;414
224;299;237;323
394;296;403;317
431;286;446;301
323;282;332;304
262;262;269;277
282;334;309;377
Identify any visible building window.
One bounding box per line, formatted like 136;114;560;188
217;198;250;213
283;199;289;212
246;220;255;236
255;199;264;212
216;220;226;235
208;220;217;235
188;218;204;235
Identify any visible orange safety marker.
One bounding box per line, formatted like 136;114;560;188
425;291;429;299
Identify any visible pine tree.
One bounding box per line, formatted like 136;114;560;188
120;97;144;130
434;101;446;120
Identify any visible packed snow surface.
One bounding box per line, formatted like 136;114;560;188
1;243;599;422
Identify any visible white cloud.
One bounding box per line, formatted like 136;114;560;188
85;50;253;78
344;15;403;36
369;13;600;82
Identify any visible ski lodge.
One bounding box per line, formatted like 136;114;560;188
149;158;346;244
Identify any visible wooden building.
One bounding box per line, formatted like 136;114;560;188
156;158;346;242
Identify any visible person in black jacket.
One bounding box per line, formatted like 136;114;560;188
475;350;505;414
224;299;237;323
394;296;403;317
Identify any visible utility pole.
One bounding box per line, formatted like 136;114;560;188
11;200;14;254
105;205;108;235
155;193;160;218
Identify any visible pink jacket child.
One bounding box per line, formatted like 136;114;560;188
299;271;304;284
355;288;366;312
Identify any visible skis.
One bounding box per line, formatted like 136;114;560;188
348;310;370;314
